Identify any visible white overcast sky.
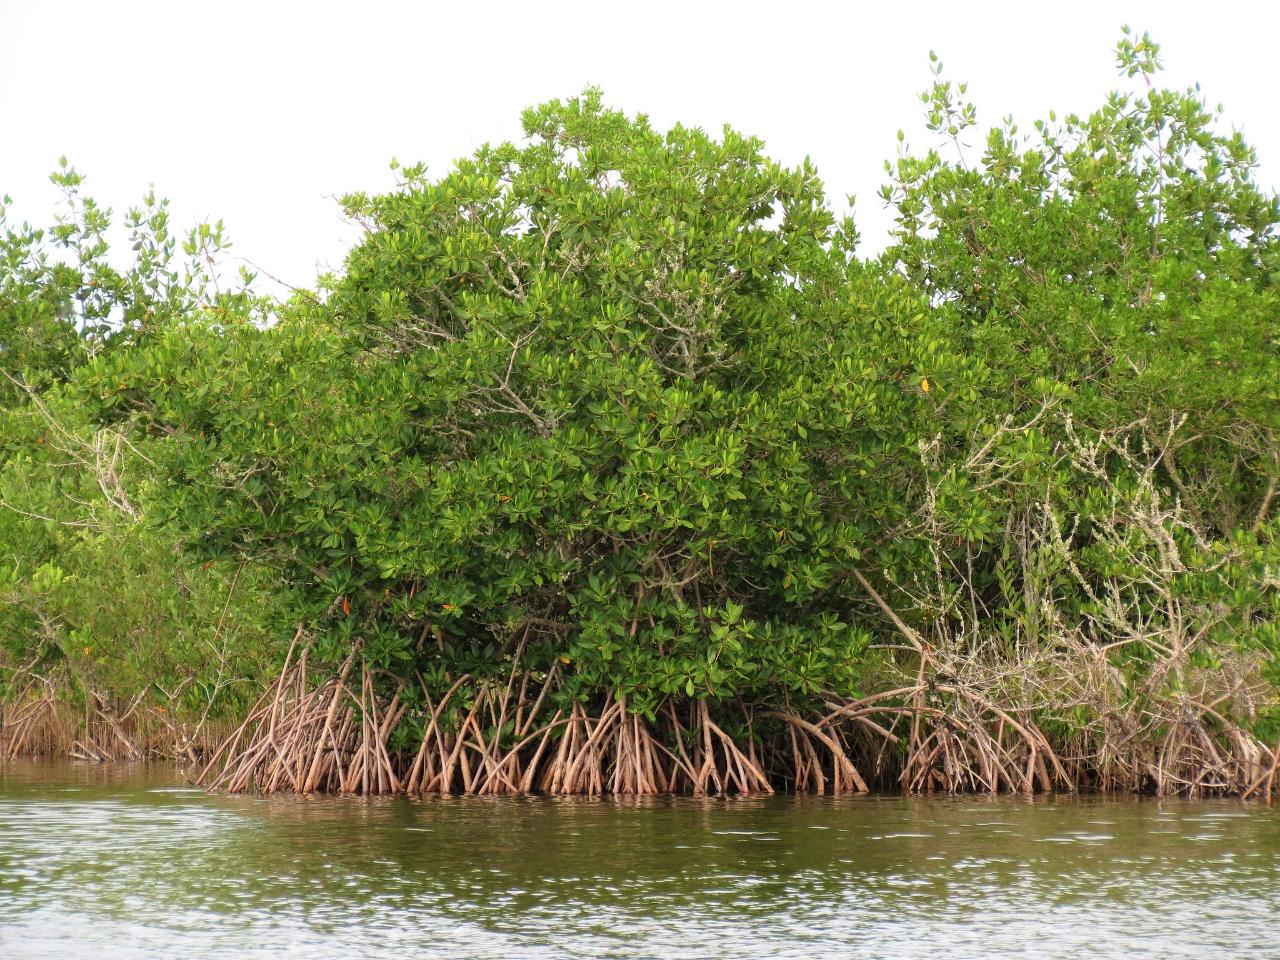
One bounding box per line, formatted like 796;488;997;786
2;1;1276;290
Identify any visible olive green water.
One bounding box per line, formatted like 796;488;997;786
1;762;1277;959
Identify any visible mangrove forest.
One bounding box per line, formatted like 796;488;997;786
2;33;1279;800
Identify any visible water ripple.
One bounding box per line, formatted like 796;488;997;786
1;762;1278;959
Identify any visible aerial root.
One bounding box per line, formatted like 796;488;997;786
809;680;1278;798
768;709;867;794
1089;708;1279;800
198;633;400;794
197;639;783;796
0;673;223;762
187;631;1280;800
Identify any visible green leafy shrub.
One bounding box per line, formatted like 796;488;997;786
2;35;1277;795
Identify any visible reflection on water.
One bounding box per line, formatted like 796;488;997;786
0;761;1277;959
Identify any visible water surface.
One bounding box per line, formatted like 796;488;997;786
1;761;1277;958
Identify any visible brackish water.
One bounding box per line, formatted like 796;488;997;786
0;762;1277;959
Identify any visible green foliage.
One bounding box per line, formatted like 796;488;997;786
106;90;945;712
881;29;1280;534
2;36;1277;764
0;167;277;726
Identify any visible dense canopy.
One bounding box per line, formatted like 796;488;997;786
3;34;1278;797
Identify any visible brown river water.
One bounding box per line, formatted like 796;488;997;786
0;760;1277;959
